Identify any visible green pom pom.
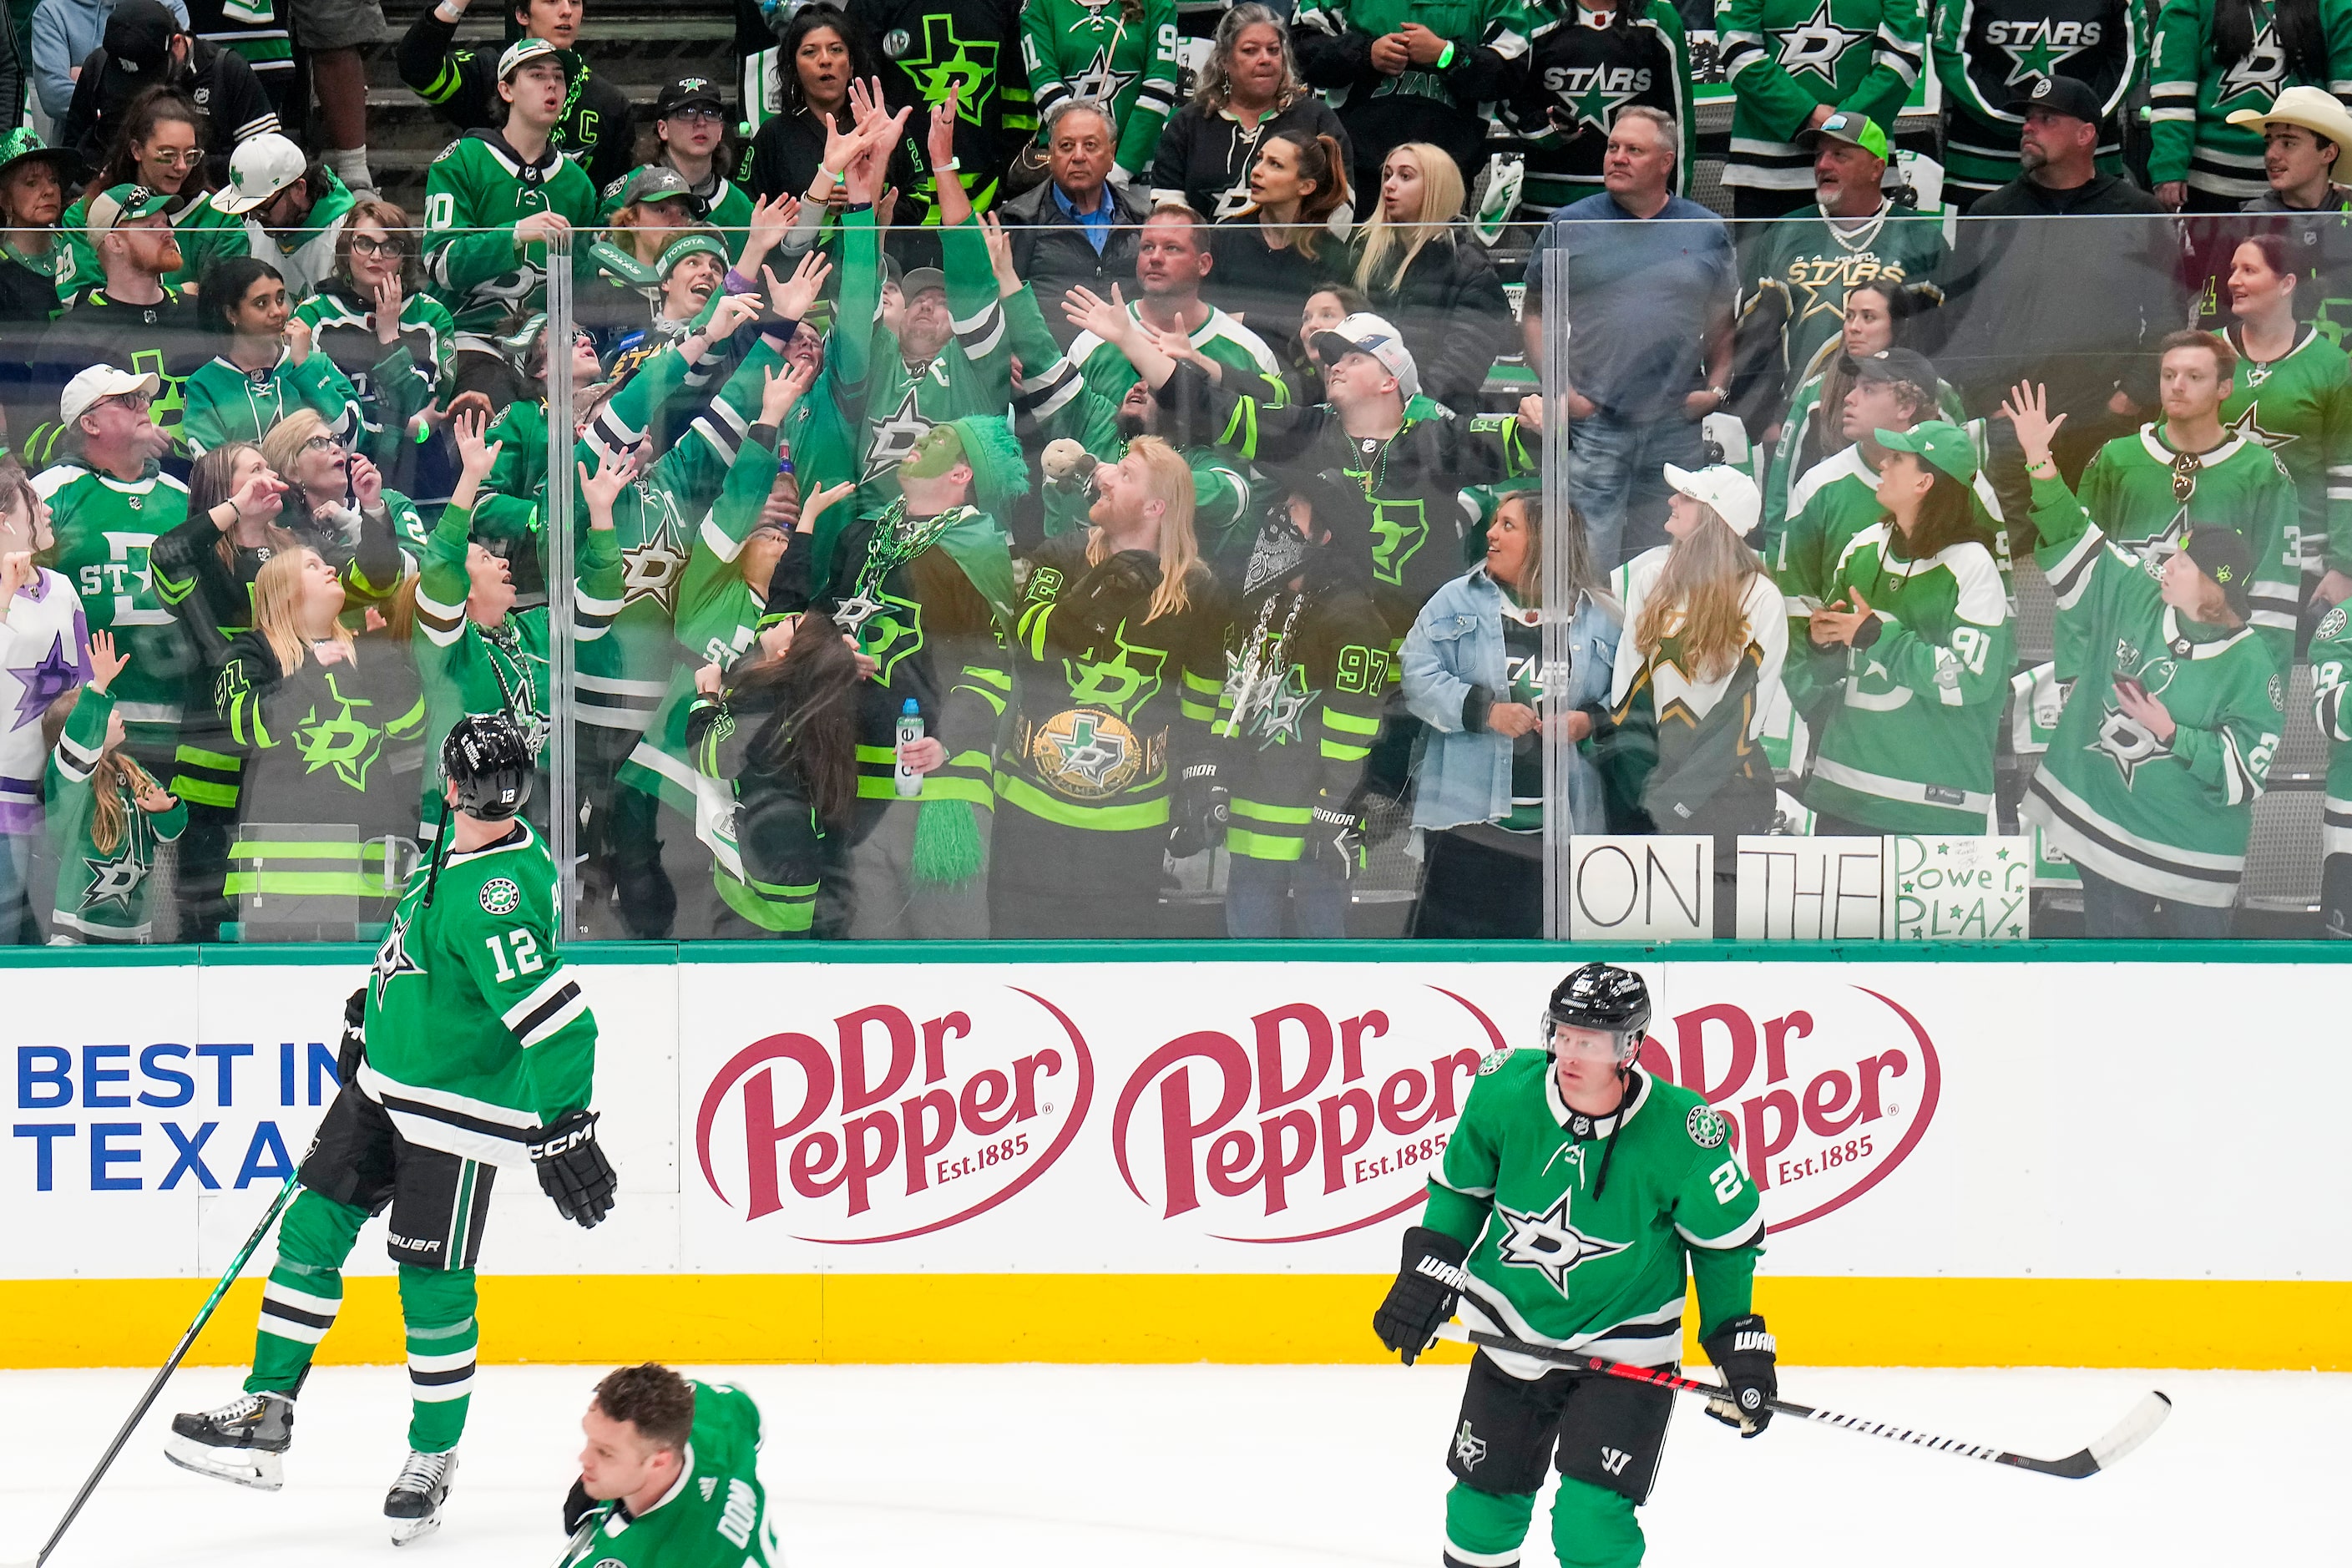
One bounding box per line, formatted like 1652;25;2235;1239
911;799;984;887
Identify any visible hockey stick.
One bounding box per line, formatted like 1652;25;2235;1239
8;1174;302;1568
1434;1323;2171;1480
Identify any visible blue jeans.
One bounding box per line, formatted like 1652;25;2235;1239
1565;406;1708;569
2076;865;2234;940
0;831;33;944
1225;852;1350;939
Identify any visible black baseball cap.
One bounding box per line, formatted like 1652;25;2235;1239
102;0;180;75
2180;527;2254;617
1844;346;1940;389
2006;74;2104;124
657;74;725;119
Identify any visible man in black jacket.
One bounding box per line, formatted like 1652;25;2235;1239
1934;75;2177;523
1003;99;1150;347
398;0;634;191
61;0;278;171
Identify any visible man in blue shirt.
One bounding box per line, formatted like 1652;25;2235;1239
1523;107;1735;567
1004;99;1151;346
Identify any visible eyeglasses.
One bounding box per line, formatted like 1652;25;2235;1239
144;149;204;170
665;109;722;127
301;434;343;453
349;234;409;258
95;394;153;416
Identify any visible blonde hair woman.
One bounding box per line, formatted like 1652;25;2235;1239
256;409;420;620
215;547;427;938
41;630;186;943
997;433;1228;938
1348;142;1511;415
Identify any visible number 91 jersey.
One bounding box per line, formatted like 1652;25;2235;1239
1424;1053;1763;1379
562;1381;778;1568
360;820;599;1169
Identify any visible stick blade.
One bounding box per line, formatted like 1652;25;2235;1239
2012;1390;2172;1479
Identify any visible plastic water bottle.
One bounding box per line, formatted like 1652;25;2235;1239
894;699;923;798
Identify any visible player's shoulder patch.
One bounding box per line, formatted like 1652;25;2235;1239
478;876;523;916
430;137;463;165
1687;1105;1729;1149
2268;671;2285;712
1476;1045;1514;1076
2319;604;2348;642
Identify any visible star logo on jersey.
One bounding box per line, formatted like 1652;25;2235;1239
371;907;424;1004
1052;711;1128;787
1066;632;1167;717
78;847;146;913
293;674;389;792
1065;45;1139;111
864;384;935;481
620;515;687;615
901;13;1001;124
12;632;78;732
1552;66;1644;136
2225;401;2298;453
1995;22;2089;86
2219;21;2287;102
1249;667;1317;747
854;591;927;685
2089;701;2167;784
1495;1191;1632;1292
1366;498;1429;588
1453;1420;1488;1470
1774;0;1871;84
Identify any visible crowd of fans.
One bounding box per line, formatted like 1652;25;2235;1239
1;0;2351;947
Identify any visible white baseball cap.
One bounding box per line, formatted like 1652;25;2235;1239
1313;311;1419;400
1663;463;1763;538
210;133;307;215
61;365;162;428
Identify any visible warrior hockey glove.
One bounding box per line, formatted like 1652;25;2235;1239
529;1109;619;1228
1166;762;1230;857
1372;1226;1469;1365
1701;1313;1778;1436
1308;802;1364;879
1043;550;1162;659
338;987;367;1082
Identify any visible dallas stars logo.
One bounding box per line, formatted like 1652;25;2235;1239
620;503;687;615
371;907;423;1004
12;633;79;733
1064;45;1139;112
1775;0;1871;84
1453;1421;1488;1470
2219;21;2287;102
864;383;935;481
292;674;388;792
2090;701;2167;784
1366;498;1429;587
2226;401;2296;453
1550;66;1644;136
1052;712;1130;788
79;847;147;913
1495;1191;1631;1292
898;13;1001;124
1066;634;1166;716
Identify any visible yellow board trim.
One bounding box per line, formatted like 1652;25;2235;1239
3;1276;2344;1370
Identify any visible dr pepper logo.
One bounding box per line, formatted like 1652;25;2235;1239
1111;988;1505;1243
1641;984;1941;1230
695;989;1093;1243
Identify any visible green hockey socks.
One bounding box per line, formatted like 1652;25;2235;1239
1445;1478;1645;1568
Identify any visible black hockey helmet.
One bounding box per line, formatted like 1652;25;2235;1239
1542;963;1651;1065
441;713;534;822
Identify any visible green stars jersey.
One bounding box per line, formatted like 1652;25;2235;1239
559;1381;776;1568
44;685;188;943
598;163;756;235
1421;1053;1763;1375
33;463;193;746
181;348;362;457
1718;0;1924;194
2021;470;2284;904
2309;601;2352;858
1932;0;2144;201
2149;0;2352;202
1065;299;1286;416
1021;0;1181;177
1739;206;1947;389
1773;433;2009;630
1789;521;2013;832
422;130;600;339
2218;325;2352;579
1761;367;1965;547
2071;422;2301;659
293;282;457;469
361;817;598;1166
1505;0;1695;215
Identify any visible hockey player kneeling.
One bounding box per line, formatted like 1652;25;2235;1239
165;714;617;1545
560;1363;778;1567
1373;964;1773;1568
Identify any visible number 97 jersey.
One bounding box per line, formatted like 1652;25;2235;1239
360;819;599;1169
562;1381;779;1568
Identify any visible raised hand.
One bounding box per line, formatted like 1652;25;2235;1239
373;271;406;346
979;211;1018;296
798;478;857;535
453;407;503;480
348;452;384;508
285;317;313;366
132;774;178;813
702;289;764;345
1997;381;2067;472
758;360;818;425
746;190;797;260
1061;282;1133;344
577;445;631;523
86;629;127;695
926;80;961;173
764;250;833;322
818;110;859;187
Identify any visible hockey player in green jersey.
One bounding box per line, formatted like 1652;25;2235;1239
34;367;194;760
1020;0;1183;185
1789;420;2013;833
1931;0;2144;207
423;40;601;370
560;1363;777;1568
2213;231;2352;588
1373;963;1773;1568
41;632;187;943
1717;0;1922;217
2309;599;2352;933
2149;0;2352;209
2006;380;2284;935
167;714;617;1544
2066;330;2302;660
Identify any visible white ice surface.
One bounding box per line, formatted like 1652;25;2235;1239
0;1363;2336;1566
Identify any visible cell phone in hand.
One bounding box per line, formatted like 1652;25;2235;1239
2113;675;2147;705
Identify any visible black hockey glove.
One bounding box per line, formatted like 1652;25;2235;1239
529;1109;618;1229
1166;762;1230;857
1043;550;1161;658
1372;1226;1469;1365
1307;801;1363;880
1700;1313;1778;1437
338;987;367;1082
562;1475;597;1534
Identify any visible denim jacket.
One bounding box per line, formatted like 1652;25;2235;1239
1400;566;1621;833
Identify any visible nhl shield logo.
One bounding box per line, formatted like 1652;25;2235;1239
479;878;522;916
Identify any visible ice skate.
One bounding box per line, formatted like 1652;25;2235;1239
386;1448;458;1545
164;1391;294;1490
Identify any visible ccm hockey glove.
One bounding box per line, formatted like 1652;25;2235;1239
1166;762;1230;857
1372;1226;1469;1365
530;1109;619;1228
1701;1313;1778;1436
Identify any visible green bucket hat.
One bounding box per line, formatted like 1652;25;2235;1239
1874;421;1978;485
